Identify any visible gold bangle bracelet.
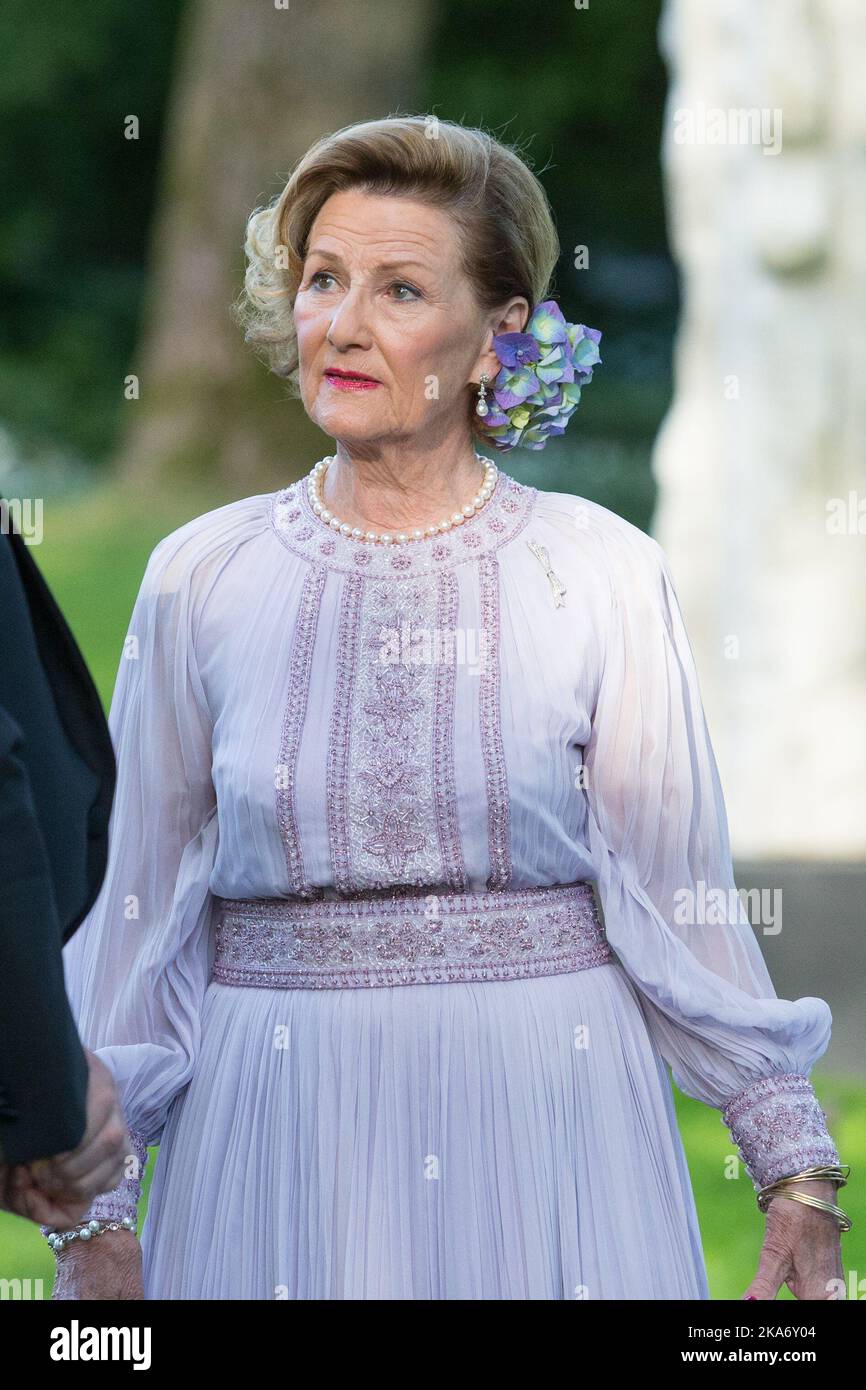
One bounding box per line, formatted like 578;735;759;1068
760;1187;852;1233
756;1163;852;1231
757;1163;849;1205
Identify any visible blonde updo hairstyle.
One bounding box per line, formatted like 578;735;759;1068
232;115;560;430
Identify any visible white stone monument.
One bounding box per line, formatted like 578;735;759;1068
653;0;866;858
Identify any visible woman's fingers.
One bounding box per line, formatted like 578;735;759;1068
10;1180;89;1229
744;1192;844;1300
743;1202;793;1300
29;1117;129;1202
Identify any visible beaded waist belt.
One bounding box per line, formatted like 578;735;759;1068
211;881;612;990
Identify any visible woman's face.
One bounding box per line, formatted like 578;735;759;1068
293;188;527;451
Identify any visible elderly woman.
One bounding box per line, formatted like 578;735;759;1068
45;116;846;1300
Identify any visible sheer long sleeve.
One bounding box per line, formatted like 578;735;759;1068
582;523;840;1191
57;527;219;1227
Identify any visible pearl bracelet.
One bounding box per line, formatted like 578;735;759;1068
45;1215;137;1253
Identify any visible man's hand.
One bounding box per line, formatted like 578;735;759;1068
0;1050;129;1226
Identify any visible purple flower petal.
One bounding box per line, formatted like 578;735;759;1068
473;308;602;452
492;332;541;369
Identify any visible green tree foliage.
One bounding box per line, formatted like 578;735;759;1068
0;0;184;465
422;0;677;526
2;0;675;526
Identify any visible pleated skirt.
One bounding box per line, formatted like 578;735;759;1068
140;959;710;1299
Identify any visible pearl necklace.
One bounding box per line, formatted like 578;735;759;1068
308;453;499;545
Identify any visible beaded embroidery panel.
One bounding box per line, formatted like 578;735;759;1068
269;469;539;895
212;881;612;989
328;568;470;893
721;1071;841;1190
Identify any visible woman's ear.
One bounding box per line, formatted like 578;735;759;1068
499;296;531;336
470;295;531;384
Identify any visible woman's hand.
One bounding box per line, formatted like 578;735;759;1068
51;1229;144;1300
2;1162;92;1229
743;1179;845;1300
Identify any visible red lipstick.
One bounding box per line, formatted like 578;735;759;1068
324;368;381;391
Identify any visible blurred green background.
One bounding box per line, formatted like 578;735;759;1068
0;0;860;1299
0;0;673;522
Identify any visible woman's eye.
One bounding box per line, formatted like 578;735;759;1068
305;272;419;300
389;281;420;302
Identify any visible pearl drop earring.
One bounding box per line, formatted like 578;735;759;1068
476;372;490;417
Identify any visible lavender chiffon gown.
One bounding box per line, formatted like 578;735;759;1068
60;464;840;1299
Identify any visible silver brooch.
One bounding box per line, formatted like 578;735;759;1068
526;540;567;608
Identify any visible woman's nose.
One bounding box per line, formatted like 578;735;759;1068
326;286;372;351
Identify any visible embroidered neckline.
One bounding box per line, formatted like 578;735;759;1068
268;462;538;577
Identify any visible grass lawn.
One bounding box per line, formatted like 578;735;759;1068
1;478;862;1299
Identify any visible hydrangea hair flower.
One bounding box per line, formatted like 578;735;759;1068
474;300;602;452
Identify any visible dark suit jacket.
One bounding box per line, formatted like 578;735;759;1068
0;503;116;1164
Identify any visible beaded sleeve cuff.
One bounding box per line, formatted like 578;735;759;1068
39;1126;149;1238
721;1071;840;1191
